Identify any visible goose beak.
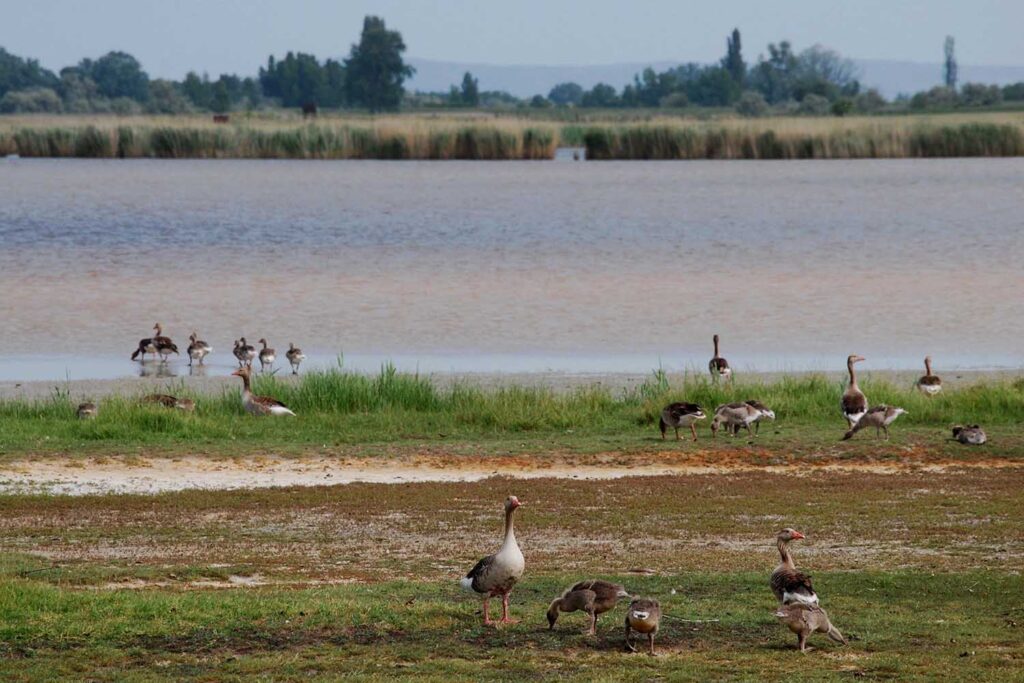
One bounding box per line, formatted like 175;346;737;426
792;531;805;540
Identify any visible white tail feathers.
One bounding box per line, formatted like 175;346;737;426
459;576;475;592
783;591;819;607
631;610;650;620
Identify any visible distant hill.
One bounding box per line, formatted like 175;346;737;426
407;57;1024;100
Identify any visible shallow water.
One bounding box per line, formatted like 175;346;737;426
1;158;1022;381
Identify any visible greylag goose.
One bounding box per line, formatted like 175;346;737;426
659;402;706;441
141;394;195;412
547;580;630;635
770;528;818;607
286;343;306;375
231;366;295;416
187;332;212;367
842;405;907;441
461;496;525;626
952;425;986;445
711;402;762;438
76;402;98;419
841;355;867;428
775;604;846;652
257;338;276;373
745;400;776;435
154;338;179;363
915;356;942;395
708;334;732;381
624;598;661;655
130;337;156;362
234;337;256;367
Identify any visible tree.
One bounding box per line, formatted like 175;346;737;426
0;87;62;113
460;71;479;107
147;79;192;114
529;94;550;108
792;45;860;101
211;80;231;113
343;15;414;111
944;36;957;90
735;91;768;117
79;51;149;101
182;71;211;109
749;41;798;103
0;47;59;97
722;28;746;84
547;82;583;106
581;82;619;107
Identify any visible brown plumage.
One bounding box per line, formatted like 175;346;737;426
141;394;195;412
624;598;661;655
461;496;525;626
775;604;846;651
232;366;295;416
547;580;630;634
711;402;761;438
842;405;907;441
916;356;942;395
130;337;156;362
659;402;706;441
257;338;276;373
708;334;732;381
841;355;867;427
76;402;98;419
770;528;818;607
286;343;306;375
952;424;986;445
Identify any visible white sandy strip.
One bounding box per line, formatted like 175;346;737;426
0;456;1017;496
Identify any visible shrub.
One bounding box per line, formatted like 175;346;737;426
797;94;830;115
0;87;62;113
735;91;768;117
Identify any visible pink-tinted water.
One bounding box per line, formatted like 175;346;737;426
0;158;1021;379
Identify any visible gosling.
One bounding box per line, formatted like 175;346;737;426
775;604;847;652
624;597;661;656
547;580;630;635
842;405;907;441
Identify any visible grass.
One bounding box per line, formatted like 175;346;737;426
1;111;1023;159
1;367;1023;458
0;469;1021;680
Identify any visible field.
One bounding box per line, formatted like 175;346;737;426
2;111;1023;159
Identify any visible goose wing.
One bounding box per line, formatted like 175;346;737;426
841;390;867;416
771;567;818;606
463;554;497;593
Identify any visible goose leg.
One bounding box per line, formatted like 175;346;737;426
482;597;493;626
674;427;680;441
648;633;656;656
499;591;516;623
586;609;597;636
624;623;636;652
690;423;698;441
798;632;807;652
883;425;889;440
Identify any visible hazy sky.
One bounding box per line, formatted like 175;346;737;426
2;0;1022;78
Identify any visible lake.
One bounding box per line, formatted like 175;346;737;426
0;157;1021;381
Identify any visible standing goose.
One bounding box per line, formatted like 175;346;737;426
841;355;867;428
710;402;762;438
151;323;178;363
915;356;942;395
130;336;156;362
286;343;306;375
231;366;295;416
708;334;732;381
547;579;630;635
770;528;818;607
461;496;525;626
257;338;276;373
745;400;776;435
842;405;907;441
659;402;706;441
235;337;257;367
186;332;212;367
624;598;661;655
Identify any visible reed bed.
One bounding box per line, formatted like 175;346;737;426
1;112;1022;159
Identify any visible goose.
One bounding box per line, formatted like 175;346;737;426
547;580;630;635
231;366;295;416
775;604;846;652
76;402;98;419
257;338;276;373
770;528;818;607
130;337;156;362
711;402;762;438
286;343;306;375
952;424;986;445
186;332;212;367
152;323;174;348
916;356;942;395
745;400;776;435
461;496;525;626
659;402;706;441
141;394;195;412
842;405;907;441
841;355;868;428
708;334;732;381
624;598;661;655
234;337;256;367
154;338;179;363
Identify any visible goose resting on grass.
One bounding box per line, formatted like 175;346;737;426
842;405;906;441
141;394;195;412
76;402;98;419
624;598;661;655
231;366;295;416
461;496;525;626
547;580;630;635
659;402;706;441
952;425;986;445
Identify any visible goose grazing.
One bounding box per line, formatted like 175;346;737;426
775;604;846;652
547;580;630;635
231;366;295;416
286;343;306;375
711;402;762;438
130;337;156;362
141;394;195;412
708;334;732;381
745;400;776;435
76;402;98;419
916;356;942;395
952;424;987;445
659;402;706;441
842;405;907;441
461;496;525;626
624;598;661;655
187;332;212;367
770;528;818;607
841;355;868;428
234;337;256;367
257;338;276;373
